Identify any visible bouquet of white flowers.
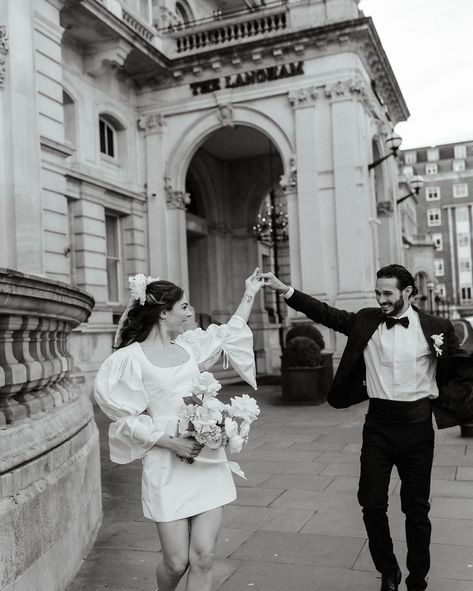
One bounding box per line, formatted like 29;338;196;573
177;372;260;464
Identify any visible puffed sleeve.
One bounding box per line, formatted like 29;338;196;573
94;347;165;464
178;315;257;390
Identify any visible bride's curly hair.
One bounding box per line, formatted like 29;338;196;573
116;280;184;349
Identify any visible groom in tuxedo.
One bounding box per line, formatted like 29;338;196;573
261;264;470;591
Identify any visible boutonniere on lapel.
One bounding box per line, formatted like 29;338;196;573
431;333;444;357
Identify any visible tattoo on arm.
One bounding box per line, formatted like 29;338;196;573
245;293;254;304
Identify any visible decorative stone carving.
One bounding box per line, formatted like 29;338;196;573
0;25;9;88
280;155;297;191
217;103;234;127
288;85;318;108
137;113;167;133
83;39;133;77
164;177;191;210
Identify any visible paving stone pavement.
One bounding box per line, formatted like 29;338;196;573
67;383;473;591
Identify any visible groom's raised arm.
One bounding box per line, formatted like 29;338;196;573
286;289;355;337
259;272;356;336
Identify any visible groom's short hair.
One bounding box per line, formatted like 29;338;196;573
376;264;418;297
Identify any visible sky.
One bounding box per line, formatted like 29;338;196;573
359;0;473;149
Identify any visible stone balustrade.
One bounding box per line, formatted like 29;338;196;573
0;269;94;427
0;269;100;591
172;9;288;54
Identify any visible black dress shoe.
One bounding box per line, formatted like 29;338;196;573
380;567;402;591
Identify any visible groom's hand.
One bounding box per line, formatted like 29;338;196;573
259;272;290;295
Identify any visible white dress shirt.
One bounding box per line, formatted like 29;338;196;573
282;289;438;402
364;305;438;401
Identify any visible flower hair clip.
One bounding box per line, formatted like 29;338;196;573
128;273;160;306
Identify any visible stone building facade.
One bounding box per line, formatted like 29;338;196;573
1;0;413;385
399;140;473;317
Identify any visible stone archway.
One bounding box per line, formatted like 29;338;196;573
181;122;288;373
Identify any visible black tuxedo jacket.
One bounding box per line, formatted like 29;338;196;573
286;289;473;429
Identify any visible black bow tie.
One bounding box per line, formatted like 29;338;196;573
384;316;410;329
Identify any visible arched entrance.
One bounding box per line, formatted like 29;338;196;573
184;124;287;373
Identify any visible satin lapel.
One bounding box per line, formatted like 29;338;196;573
416;307;437;356
342;309;384;371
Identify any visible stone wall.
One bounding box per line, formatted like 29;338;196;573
0;269;100;591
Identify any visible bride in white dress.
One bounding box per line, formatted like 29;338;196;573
94;269;263;591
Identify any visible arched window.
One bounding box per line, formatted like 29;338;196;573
63;90;76;145
175;1;192;25
99;117;117;158
98;114;125;161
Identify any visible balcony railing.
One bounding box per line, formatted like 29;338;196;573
168;4;288;54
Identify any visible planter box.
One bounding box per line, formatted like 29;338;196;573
281;366;327;405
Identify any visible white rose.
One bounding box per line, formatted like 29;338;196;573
228;434;245;454
229;394;260;423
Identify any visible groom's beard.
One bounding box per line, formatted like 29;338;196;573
381;294;405;317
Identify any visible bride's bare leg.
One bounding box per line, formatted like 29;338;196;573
155;518;190;591
185;507;223;591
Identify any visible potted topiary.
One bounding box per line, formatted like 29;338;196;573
285;323;333;396
281;336;326;405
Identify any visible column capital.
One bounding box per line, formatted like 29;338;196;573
288;85;318;108
137;113;167;134
0;25;9;88
164;177;190;210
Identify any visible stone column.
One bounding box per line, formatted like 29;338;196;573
0;1;44;273
287;85;327;297
138;113;170;278
164;178;190;294
327;80;376;307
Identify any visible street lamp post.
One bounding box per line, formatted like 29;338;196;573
253;189;289;352
426;281;435;314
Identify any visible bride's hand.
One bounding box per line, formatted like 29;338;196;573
245;267;264;296
161;435;203;458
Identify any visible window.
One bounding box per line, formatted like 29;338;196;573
99;118;116;157
459;260;471;272
454;145;467;159
434;259;444;276
458;233;470;247
426;186;440;201
404;151;417;165
105;214;121;302
402;166;414;177
453;159;466;172
427;208;441;226
453;183;468;198
461;286;472;302
432;233;443;251
63;91;76;145
425;163;438;175
427;147;439;161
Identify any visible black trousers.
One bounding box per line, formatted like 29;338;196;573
357;413;434;590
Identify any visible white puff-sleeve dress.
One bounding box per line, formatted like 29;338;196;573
94;314;256;522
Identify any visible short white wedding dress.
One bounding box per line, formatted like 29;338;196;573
94;315;256;522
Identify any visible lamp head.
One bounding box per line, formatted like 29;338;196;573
386;132;402;155
409;175;424;194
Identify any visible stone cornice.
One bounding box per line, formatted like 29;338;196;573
137;113;167;133
65;167;147;203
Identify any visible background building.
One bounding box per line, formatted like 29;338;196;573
399;139;473;317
